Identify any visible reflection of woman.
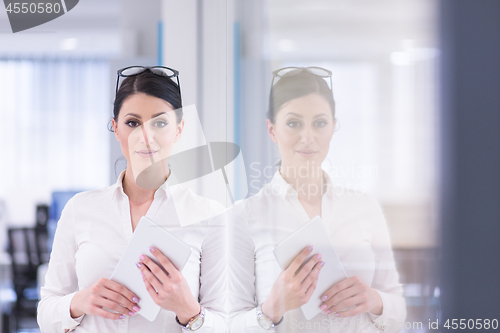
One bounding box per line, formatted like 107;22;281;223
37;67;226;332
229;67;406;332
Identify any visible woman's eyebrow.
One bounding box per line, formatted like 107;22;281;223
285;112;327;118
124;112;167;119
125;113;141;118
152;112;168;118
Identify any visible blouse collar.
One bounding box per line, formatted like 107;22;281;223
270;169;334;199
112;169;170;200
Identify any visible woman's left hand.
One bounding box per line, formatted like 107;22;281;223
319;276;383;318
136;246;200;324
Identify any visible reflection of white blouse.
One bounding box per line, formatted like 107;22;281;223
37;170;227;333
228;171;406;333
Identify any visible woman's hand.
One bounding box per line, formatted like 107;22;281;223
261;245;325;323
136;246;200;325
70;278;141;320
319;275;383;317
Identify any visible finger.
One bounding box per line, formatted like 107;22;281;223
322;285;359;310
149;246;179;277
139;255;170;282
91;306;124;320
332;301;364;318
102;278;140;305
304;274;319;301
142;274;160;304
286;245;314;273
326;295;363;314
98;290;136;313
98;297;136;317
295;254;322;282
301;261;324;291
100;283;138;312
321;276;357;302
137;261;162;292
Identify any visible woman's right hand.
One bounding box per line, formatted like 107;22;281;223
261;245;324;323
70;278;141;320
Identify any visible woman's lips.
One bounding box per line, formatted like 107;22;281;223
136;150;158;158
297;150;318;157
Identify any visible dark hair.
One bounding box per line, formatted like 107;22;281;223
111;69;183;130
267;70;335;123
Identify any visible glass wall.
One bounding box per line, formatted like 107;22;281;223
232;0;439;332
0;0;441;332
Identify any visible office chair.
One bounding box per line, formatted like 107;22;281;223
4;226;49;333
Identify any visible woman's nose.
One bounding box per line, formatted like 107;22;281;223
300;126;315;144
139;122;155;145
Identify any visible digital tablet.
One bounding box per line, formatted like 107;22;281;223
273;216;347;320
110;216;192;322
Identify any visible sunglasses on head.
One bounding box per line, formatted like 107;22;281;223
115;66;181;98
271;66;333;89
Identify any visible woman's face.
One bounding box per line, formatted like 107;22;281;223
266;93;335;172
112;92;184;181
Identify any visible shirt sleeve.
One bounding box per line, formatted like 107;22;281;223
37;197;86;333
196;210;229;332
366;196;407;332
227;208;274;333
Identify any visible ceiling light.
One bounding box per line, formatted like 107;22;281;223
60;38;78;51
390;52;411;66
278;39;295;52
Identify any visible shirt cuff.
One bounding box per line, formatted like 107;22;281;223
59;291;85;332
367;290;395;332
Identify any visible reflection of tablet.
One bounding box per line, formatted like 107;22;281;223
110;216;192;322
273;216;347;320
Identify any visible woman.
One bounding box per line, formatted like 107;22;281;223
37;67;227;332
228;67;406;332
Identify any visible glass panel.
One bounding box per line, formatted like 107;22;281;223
232;0;439;332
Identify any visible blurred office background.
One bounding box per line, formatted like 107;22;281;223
1;0;498;332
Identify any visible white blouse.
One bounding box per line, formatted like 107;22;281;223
228;171;406;333
37;170;227;333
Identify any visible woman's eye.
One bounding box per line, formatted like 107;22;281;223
287;120;301;128
154;120;168;128
314;120;328;128
125;120;140;127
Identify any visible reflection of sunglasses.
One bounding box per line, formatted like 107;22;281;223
271;66;333;89
115;66;181;98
